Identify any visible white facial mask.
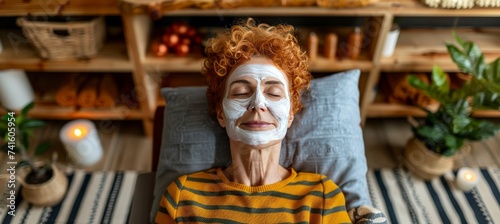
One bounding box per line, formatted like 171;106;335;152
222;63;290;146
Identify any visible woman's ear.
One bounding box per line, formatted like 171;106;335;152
287;111;294;128
217;108;226;128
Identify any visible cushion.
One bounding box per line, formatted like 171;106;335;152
150;69;370;221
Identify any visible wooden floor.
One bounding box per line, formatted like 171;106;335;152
2;118;500;173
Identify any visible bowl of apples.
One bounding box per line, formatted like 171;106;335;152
151;21;203;57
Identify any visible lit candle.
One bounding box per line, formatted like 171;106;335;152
0;69;34;110
455;167;480;192
60;119;103;167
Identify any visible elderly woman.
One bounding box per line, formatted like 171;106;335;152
155;18;351;223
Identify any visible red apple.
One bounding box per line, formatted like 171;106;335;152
180;37;191;46
152;40;168;57
171;21;189;35
162;33;179;48
175;44;190;57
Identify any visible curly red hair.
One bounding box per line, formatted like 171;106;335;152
203;18;312;119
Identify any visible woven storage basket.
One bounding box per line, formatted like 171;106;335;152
17;17;105;60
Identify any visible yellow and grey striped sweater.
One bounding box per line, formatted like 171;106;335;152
155;168;352;223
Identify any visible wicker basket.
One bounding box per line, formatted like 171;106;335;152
17;16;105;60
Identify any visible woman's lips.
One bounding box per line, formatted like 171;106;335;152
241;121;273;129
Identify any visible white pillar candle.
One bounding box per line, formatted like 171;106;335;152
60;119;103;167
0;69;34;110
382;25;400;58
455;167;480;192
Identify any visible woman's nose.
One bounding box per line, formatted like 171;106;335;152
248;91;266;111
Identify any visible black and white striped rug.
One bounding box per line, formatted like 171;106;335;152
368;167;500;224
0;171;137;224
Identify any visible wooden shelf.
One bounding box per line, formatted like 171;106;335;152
380;0;500;17
144;54;374;73
0;34;132;72
368;102;426;117
0;0;120;16
380;28;500;72
0;104;144;120
368;103;500;117
123;4;387;16
121;0;500;17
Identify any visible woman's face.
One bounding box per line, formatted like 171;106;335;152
217;57;294;147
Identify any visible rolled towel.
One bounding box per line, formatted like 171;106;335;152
55;74;81;107
78;77;99;108
96;75;119;108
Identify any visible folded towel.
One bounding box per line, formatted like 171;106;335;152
55;74;81;107
96;75;119;108
78;77;99;108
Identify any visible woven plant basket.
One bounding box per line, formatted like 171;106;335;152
404;137;470;180
20;164;68;207
17;17;105;60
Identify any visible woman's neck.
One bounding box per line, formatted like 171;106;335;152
225;141;289;186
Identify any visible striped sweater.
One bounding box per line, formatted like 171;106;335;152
155;168;351;223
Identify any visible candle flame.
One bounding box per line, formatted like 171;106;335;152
74;128;82;137
465;173;474;181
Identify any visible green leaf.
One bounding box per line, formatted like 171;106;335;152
20;120;46;130
472;92;500;110
21;102;35;116
34;142;51;156
444;135;463;152
431;66;450;93
485;58;500;82
407;75;430;90
447;44;472;74
15;113;24;126
451;115;470;133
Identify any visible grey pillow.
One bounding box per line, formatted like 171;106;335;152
150;69;370;222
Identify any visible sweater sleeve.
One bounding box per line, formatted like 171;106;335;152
155;175;187;224
322;177;352;224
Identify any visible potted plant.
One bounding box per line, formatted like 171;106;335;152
404;33;500;180
0;102;68;206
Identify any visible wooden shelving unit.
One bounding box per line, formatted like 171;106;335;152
0;8;150;133
2;0;499;135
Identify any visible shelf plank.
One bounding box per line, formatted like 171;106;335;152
0;33;132;72
0;0;120;16
368;103;500;117
121;0;500;17
380;0;500;17
122;4;388;16
0;105;144;120
380;28;500;72
144;54;373;73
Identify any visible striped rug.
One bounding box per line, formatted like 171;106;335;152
368;167;500;224
0;171;137;224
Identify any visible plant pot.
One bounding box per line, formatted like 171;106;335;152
403;138;469;180
20;164;68;207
